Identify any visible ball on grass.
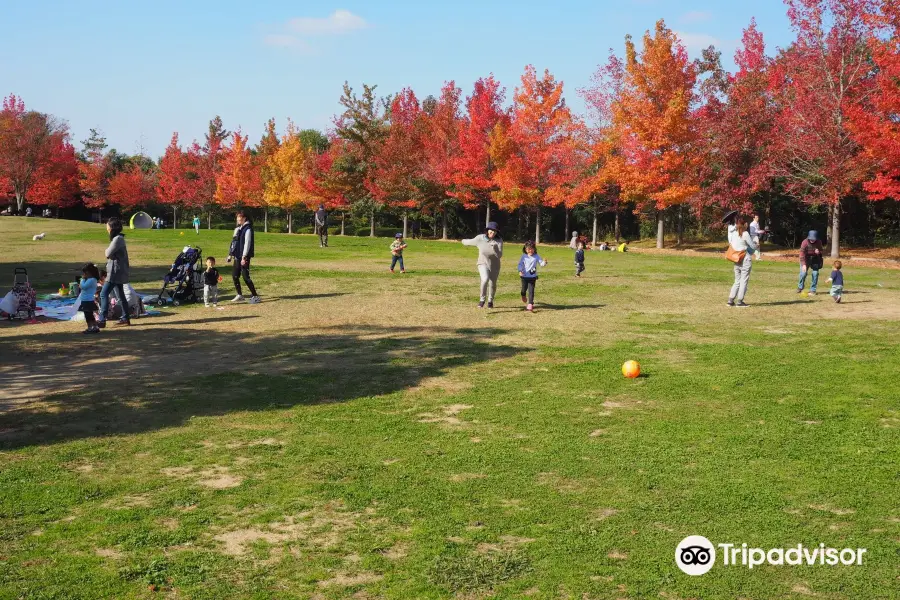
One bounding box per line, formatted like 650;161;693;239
622;360;641;379
180;231;184;236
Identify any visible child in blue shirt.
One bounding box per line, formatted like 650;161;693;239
79;263;101;334
827;260;844;303
574;240;586;277
518;240;547;312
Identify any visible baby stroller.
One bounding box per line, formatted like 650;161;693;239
155;246;204;307
4;268;37;320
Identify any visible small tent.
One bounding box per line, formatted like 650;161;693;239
130;211;153;229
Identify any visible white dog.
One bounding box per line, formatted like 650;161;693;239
33;233;46;241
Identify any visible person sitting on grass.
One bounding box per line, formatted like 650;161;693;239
617;240;629;252
827;260;844;304
390;233;407;274
518;240;547;313
78;263;101;335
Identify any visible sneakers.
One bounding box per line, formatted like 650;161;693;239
400;270;405;274
737;301;750;308
248;296;261;304
115;318;131;326
834;296;842;303
478;300;485;308
82;327;99;334
487;301;494;309
390;269;394;273
232;295;245;302
526;303;534;312
809;291;817;296
796;288;803;294
727;300;735;307
521;294;527;304
96;321;107;329
204;303;211;308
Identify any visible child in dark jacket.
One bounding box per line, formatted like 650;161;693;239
518;241;547;312
575;240;586;277
827;260;844;303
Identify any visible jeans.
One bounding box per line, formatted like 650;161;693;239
729;254;753;302
391;255;405;271
99;280;127;323
204;284;218;305
575;261;584;276
798;266;819;292
478;264;499;302
232;259;257;297
830;284;843;299
520;277;536;304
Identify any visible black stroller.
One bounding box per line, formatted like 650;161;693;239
155;246;204;307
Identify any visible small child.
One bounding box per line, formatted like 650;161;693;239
390;233;407;273
827;260;844;303
518;240;547;312
574;240;586;277
204;256;220;307
617;240;629;252
79;263;100;334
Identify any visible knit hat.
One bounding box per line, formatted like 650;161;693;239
395;232;403;238
486;221;500;232
808;230;818;241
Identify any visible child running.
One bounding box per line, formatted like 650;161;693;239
204;256;220;307
390;233;407;273
827;260;844;303
574;240;586;277
79;263;101;334
518;240;547;312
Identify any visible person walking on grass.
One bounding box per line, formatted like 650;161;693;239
827;260;844;303
98;217;131;328
518;240;547;312
228;210;260;304
727;216;757;307
390;233;407;273
315;204;328;247
749;214;767;261
193;215;201;234
574;239;586;277
462;221;503;309
797;230;824;296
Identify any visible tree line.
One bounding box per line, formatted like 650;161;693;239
1;0;898;257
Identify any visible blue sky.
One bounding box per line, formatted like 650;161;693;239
2;1;796;159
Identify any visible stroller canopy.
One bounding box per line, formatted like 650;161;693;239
130;211;153;229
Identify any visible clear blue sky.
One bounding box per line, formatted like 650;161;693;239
1;1;796;160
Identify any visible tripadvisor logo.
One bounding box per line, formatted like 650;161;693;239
675;536;867;576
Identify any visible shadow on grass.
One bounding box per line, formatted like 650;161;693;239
275;293;348;301
0;261;168;294
538;303;605;311
0;324;518;450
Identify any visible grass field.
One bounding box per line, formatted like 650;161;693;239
0;217;898;600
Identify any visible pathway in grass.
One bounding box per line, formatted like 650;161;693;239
1;218;898;599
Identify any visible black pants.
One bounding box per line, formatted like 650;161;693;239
232;259;258;297
520;277;536;304
316;225;328;247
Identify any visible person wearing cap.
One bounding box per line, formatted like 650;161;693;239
462;221;504;308
798;230;824;295
389;233;407;273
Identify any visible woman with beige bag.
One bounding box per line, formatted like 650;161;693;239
726;216;757;307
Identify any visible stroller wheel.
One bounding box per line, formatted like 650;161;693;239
156;298;166;307
172;299;181;307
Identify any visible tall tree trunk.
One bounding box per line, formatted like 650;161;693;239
14;189;25;213
564;208;570;242
208;212;211;230
485;201;491;226
592;206;599;246
264;209;268;233
403;212;408;239
288;210;293;234
535;206;541;245
614;209;620;242
656;209;665;249
340;212;345;236
370;210;375;237
173;206;177;229
677;204;684;246
442;209;448;240
826;204;833;241
517;209;524;240
830;201;840;259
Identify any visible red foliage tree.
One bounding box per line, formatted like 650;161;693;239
29;138;80;211
420;82;462;238
157;133;202;227
215;129;262;210
109;164;156;211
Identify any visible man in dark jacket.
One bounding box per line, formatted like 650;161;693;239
797;230;824;295
229;210;260;304
314;204;328;247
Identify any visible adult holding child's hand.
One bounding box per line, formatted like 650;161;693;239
97;217;131;328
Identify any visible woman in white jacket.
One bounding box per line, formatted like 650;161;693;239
462;221;503;308
727;216;757;307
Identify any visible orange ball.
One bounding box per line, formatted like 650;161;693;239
622;360;641;379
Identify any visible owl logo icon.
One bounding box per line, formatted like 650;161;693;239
676;536;716;576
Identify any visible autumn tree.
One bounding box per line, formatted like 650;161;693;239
420;82;462;239
215;129;262;213
491;66;582;244
109;163;157;211
264;123;307;233
0;95;74;213
453;76;508;232
254;119;280;232
196;115;230;228
333;82;389;236
157;133;202;227
768;0;880;258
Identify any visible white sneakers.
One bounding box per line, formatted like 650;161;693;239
231;295;245;302
248;296;261;304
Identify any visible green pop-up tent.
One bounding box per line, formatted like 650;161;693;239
130;211;153;229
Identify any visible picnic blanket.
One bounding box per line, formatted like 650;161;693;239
35;294;162;321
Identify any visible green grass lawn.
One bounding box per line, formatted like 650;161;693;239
0;217;898;599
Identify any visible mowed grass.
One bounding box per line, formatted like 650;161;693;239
0;217;898;599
